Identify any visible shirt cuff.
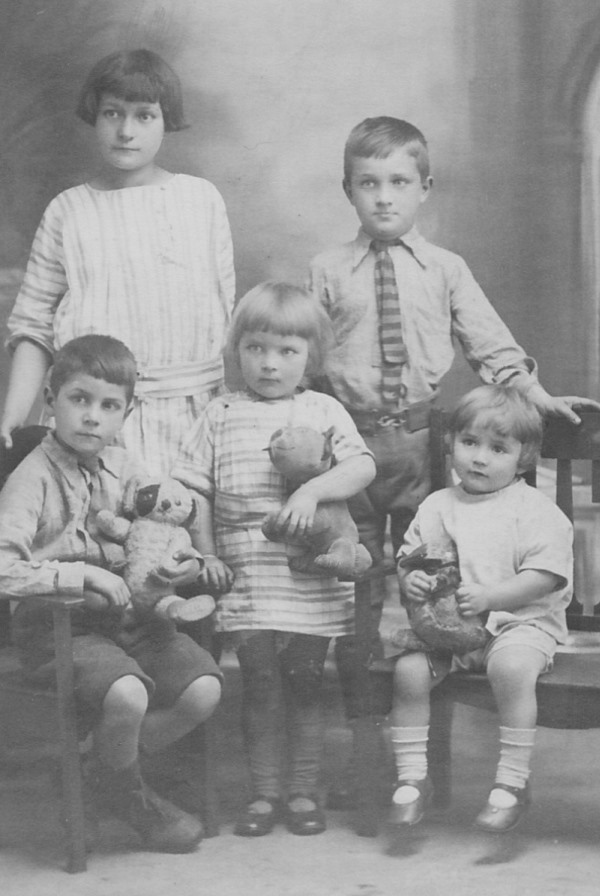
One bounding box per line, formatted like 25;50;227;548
56;561;86;594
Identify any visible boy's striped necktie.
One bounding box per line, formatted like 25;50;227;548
372;239;408;407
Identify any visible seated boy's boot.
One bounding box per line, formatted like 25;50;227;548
88;759;203;853
140;737;208;819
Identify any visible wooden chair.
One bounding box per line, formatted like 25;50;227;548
0;427;219;872
359;408;600;834
0;426;87;872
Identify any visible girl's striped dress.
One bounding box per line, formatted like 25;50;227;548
172;389;373;637
7;174;235;476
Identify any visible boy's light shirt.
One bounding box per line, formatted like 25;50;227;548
397;478;573;644
309;227;537;412
0;433;142;598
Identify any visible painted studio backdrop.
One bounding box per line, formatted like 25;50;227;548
1;0;600;406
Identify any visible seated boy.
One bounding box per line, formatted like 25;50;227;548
391;384;573;831
0;334;221;854
308;116;598;805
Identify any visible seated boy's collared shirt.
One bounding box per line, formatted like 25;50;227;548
0;433;142;598
309;227;537;412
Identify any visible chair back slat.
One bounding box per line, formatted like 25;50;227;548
592;459;600;503
554;459;573;520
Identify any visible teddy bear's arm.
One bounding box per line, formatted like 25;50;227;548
95;509;131;544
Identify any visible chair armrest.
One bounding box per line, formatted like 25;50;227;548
2;592;86;610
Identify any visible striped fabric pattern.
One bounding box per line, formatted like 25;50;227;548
372;239;408;406
173;390;373;637
8;174;235;475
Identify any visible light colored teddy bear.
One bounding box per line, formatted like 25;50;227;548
96;477;215;623
261;426;372;579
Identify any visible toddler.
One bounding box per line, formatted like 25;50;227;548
391;384;572;832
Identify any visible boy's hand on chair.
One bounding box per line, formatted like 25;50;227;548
523;383;600;425
83;566;131;608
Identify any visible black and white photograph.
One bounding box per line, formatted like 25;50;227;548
1;2;600;894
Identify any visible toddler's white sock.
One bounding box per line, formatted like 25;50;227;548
390;726;429;804
489;726;535;808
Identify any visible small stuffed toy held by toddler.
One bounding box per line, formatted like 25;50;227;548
261;426;372;579
96;477;215;623
392;543;489;654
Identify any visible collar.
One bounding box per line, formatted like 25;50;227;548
41;432;121;487
456;477;524;502
351;227;428;271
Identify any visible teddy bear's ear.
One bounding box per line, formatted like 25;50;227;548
185;495;197;528
265;427;284;457
121;474;146;519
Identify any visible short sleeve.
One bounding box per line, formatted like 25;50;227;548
171;405;217;498
6;196;67;354
517;497;573;588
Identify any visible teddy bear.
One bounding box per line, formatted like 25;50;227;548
261;425;372;579
391;543;489;654
96;476;215;623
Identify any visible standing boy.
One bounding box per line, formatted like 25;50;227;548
0;335;221;853
308;116;596;806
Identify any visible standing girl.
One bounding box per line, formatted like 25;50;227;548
1;48;235;476
172;282;376;836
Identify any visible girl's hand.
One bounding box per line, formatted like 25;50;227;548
0;414;24;450
456;584;489;617
153;549;201;587
274;489;318;540
84;566;131;608
400;569;435;605
200;555;234;594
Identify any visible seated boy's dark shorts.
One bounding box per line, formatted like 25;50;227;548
12;604;221;734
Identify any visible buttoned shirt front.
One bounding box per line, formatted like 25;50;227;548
309;228;537;411
0;434;142;598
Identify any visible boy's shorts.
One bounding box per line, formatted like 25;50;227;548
451;623;557;675
348;425;430;562
12;604;221;734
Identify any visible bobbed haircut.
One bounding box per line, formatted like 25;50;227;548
450;384;544;471
344;116;430;184
49;334;138;404
226;281;333;378
76;48;187;132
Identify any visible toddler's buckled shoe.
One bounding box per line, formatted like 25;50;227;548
389;776;433;826
474;782;530;833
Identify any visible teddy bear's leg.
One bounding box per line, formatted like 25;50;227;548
288;553;322;575
155;594;216;623
353;544;373;577
313;538;357;576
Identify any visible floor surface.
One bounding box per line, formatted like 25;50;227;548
2;592;600;895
